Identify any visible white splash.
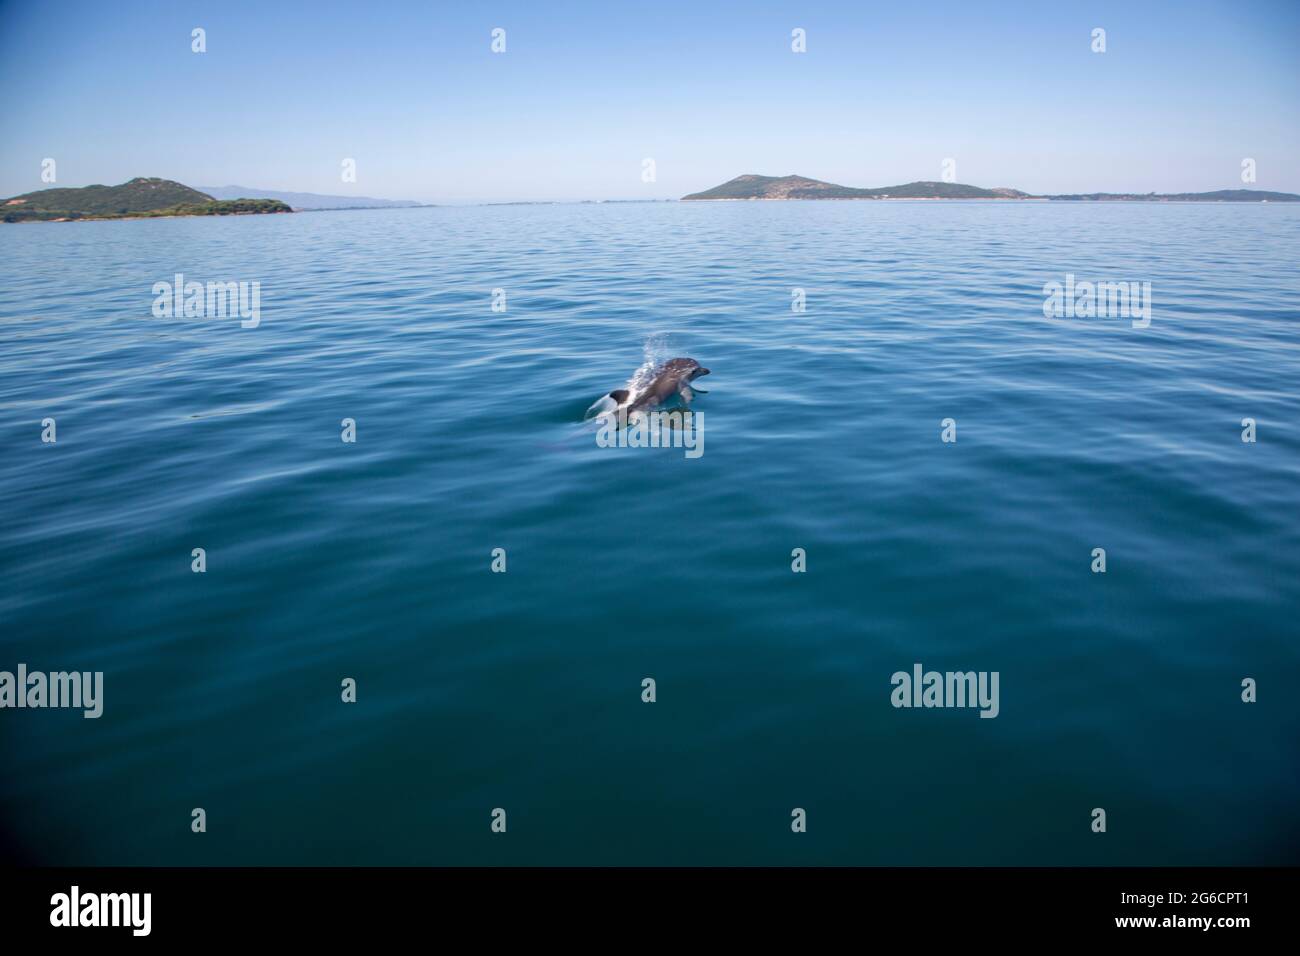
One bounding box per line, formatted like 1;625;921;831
584;332;672;422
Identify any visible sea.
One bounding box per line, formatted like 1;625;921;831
1;200;1297;864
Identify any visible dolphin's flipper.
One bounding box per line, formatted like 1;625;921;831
678;385;695;403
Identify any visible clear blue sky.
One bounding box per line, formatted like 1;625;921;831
2;0;1296;201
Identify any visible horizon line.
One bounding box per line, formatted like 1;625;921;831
10;175;1297;207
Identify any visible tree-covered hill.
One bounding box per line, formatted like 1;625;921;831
2;178;293;222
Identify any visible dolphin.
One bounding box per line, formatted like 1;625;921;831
608;357;711;415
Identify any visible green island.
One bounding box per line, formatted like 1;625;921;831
2;177;293;222
682;173;1300;202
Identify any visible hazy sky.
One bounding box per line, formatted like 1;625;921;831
2;0;1297;202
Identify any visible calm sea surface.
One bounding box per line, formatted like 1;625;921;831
1;201;1297;864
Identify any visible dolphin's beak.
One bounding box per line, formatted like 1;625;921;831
698;368;711;376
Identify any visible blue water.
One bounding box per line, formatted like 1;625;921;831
1;201;1297;865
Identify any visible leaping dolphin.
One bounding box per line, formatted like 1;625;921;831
608;357;711;414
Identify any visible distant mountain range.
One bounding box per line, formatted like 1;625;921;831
2;178;292;222
9;174;1292;223
199;186;426;210
682;174;1300;202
